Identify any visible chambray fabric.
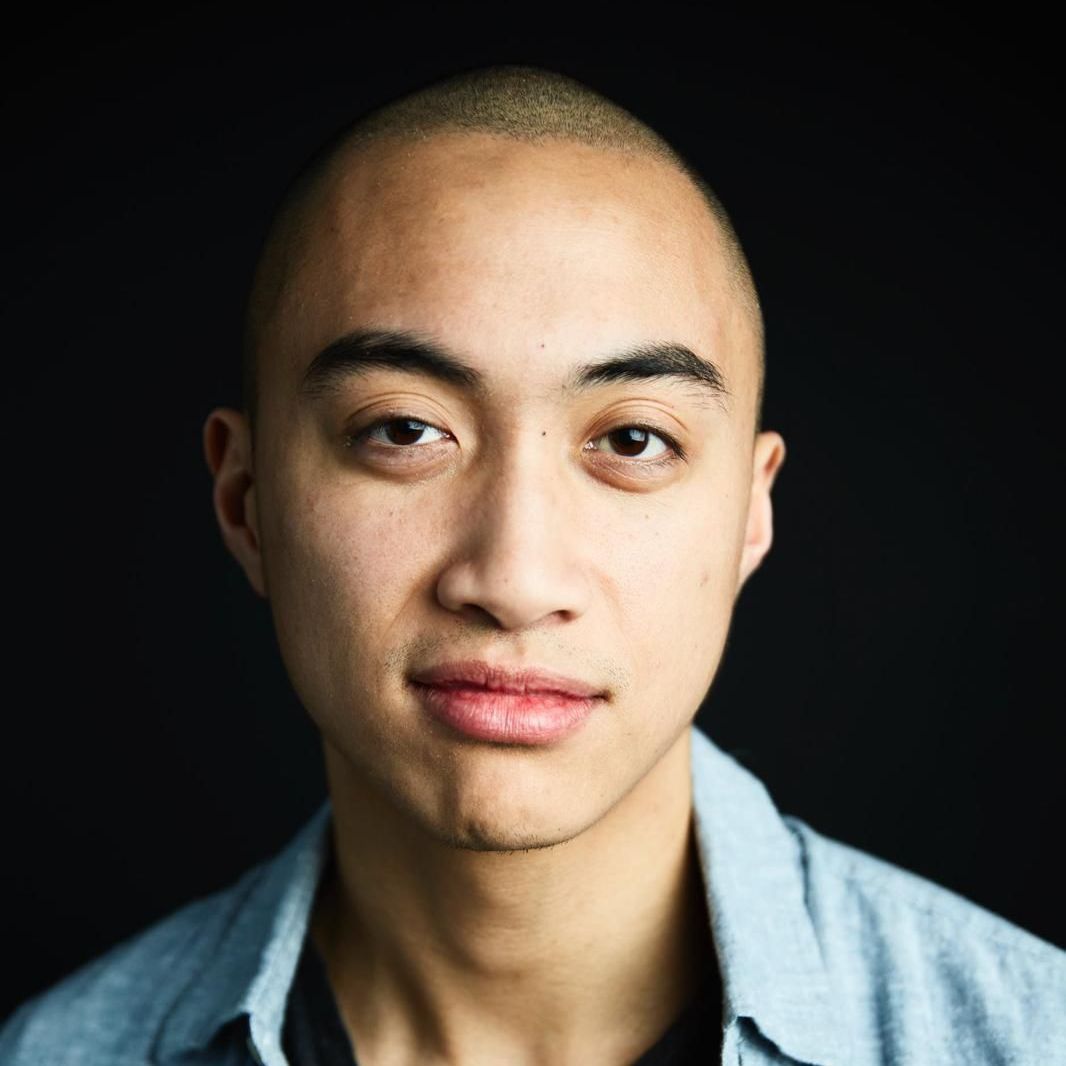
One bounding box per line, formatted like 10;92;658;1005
2;723;1064;1065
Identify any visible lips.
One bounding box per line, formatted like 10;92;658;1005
409;659;606;699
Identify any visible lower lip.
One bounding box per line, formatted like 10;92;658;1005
411;683;601;745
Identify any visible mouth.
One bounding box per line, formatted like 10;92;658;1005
408;660;607;745
409;659;607;699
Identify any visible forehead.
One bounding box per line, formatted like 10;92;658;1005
261;131;749;406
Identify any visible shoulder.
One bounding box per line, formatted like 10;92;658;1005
0;863;264;1066
784;815;1066;1063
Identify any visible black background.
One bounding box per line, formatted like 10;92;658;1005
3;4;1063;1018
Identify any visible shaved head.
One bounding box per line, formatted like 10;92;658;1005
241;64;765;441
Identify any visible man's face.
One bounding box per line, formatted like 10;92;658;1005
238;132;782;851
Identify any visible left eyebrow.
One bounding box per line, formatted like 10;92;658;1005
299;328;731;410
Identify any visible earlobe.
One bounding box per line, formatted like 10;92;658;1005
203;407;268;599
737;431;787;594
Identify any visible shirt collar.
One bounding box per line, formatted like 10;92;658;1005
154;801;332;1065
156;725;845;1065
690;725;846;1064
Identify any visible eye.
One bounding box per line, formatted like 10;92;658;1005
585;424;685;465
345;416;451;451
344;415;686;467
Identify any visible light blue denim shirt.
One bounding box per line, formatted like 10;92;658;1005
3;723;1064;1064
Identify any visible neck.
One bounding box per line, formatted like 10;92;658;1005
312;728;717;1066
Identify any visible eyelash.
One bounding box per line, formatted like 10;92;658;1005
344;414;687;467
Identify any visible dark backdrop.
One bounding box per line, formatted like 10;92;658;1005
3;4;1062;1018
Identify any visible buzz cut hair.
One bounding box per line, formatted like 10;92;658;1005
241;64;765;440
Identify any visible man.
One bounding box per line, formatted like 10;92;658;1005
2;63;1063;1066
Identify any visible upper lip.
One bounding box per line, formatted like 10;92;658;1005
410;659;606;699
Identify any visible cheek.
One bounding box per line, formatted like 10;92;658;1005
261;476;442;701
610;488;743;711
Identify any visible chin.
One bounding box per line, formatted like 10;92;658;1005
431;815;584;854
412;780;595;854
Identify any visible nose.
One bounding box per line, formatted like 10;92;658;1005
435;433;592;630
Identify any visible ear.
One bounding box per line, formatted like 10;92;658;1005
203;407;268;598
736;431;787;595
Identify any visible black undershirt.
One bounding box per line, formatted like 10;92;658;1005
281;931;722;1065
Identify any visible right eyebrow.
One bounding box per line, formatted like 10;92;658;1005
300;329;485;397
299;328;731;411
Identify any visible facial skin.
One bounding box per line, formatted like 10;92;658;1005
204;132;785;1064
